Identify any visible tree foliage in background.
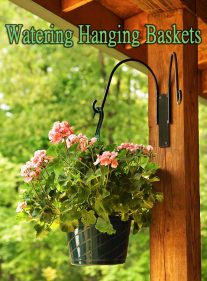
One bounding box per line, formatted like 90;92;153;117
0;0;206;280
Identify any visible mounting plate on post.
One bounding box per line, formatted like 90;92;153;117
158;94;170;147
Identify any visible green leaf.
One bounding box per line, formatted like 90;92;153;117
46;145;58;157
49;189;56;197
49;158;63;177
100;166;110;176
45;172;55;191
133;212;144;229
156;193;164;202
94;196;108;219
84;169;98;184
121;213;129;221
149;176;160;183
60;209;82;222
132;222;139;234
67;142;79;152
95;169;102;177
102;189;110;198
133;173;142;181
40;207;53;223
140;157;149;169
34;223;45;237
81;210;96;225
95;217;115;234
60;220;78;232
58;175;68;187
32;208;41;217
142;200;154;209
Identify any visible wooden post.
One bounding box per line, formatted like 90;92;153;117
148;9;201;281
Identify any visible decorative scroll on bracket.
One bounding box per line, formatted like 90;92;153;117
92;52;182;148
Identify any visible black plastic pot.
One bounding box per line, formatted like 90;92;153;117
68;216;131;265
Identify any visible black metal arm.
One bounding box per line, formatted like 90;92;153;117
92;53;182;147
92;58;159;140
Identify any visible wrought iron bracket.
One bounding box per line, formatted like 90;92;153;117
92;52;182;148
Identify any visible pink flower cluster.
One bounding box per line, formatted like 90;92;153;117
66;134;97;151
32;150;51;168
143;145;153;154
48;121;73;144
117;143;153;154
21;161;41;183
16;202;27;213
117;143;144;153
94;151;118;168
21;150;51;183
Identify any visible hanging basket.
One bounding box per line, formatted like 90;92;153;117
68;216;131;265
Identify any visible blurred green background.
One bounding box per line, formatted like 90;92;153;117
0;1;206;280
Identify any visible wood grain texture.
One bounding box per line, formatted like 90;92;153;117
148;9;201;281
198;18;207;70
33;0;148;63
99;0;142;19
130;0;182;13
98;0;206;26
196;0;207;25
199;69;207;98
124;12;147;47
62;0;94;12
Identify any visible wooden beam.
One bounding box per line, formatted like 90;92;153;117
99;0;142;19
129;0;207;24
62;0;94;12
196;0;207;25
199;69;207;99
148;9;201;281
124;12;147;48
198;18;207;70
99;0;207;25
129;0;194;14
31;0;147;70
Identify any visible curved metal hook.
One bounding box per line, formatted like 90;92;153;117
92;58;160;140
167;52;182;123
92;100;104;139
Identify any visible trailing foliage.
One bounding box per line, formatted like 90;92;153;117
18;122;162;236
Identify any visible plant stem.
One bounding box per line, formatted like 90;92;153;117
41;173;47;181
38;180;50;201
103;166;110;188
44;167;50;177
78;159;90;169
31;182;41;200
64;138;70;158
60;155;70;165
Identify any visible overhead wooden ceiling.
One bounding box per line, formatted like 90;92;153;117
10;0;207;98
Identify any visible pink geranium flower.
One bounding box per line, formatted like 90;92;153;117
21;161;41;182
77;134;88;151
143;145;153;155
66;134;87;151
16;202;27;213
94;151;118;168
117;143;154;155
67;135;97;151
117;143;143;153
89;137;97;146
21;150;52;182
32;150;51;168
48;121;73;144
